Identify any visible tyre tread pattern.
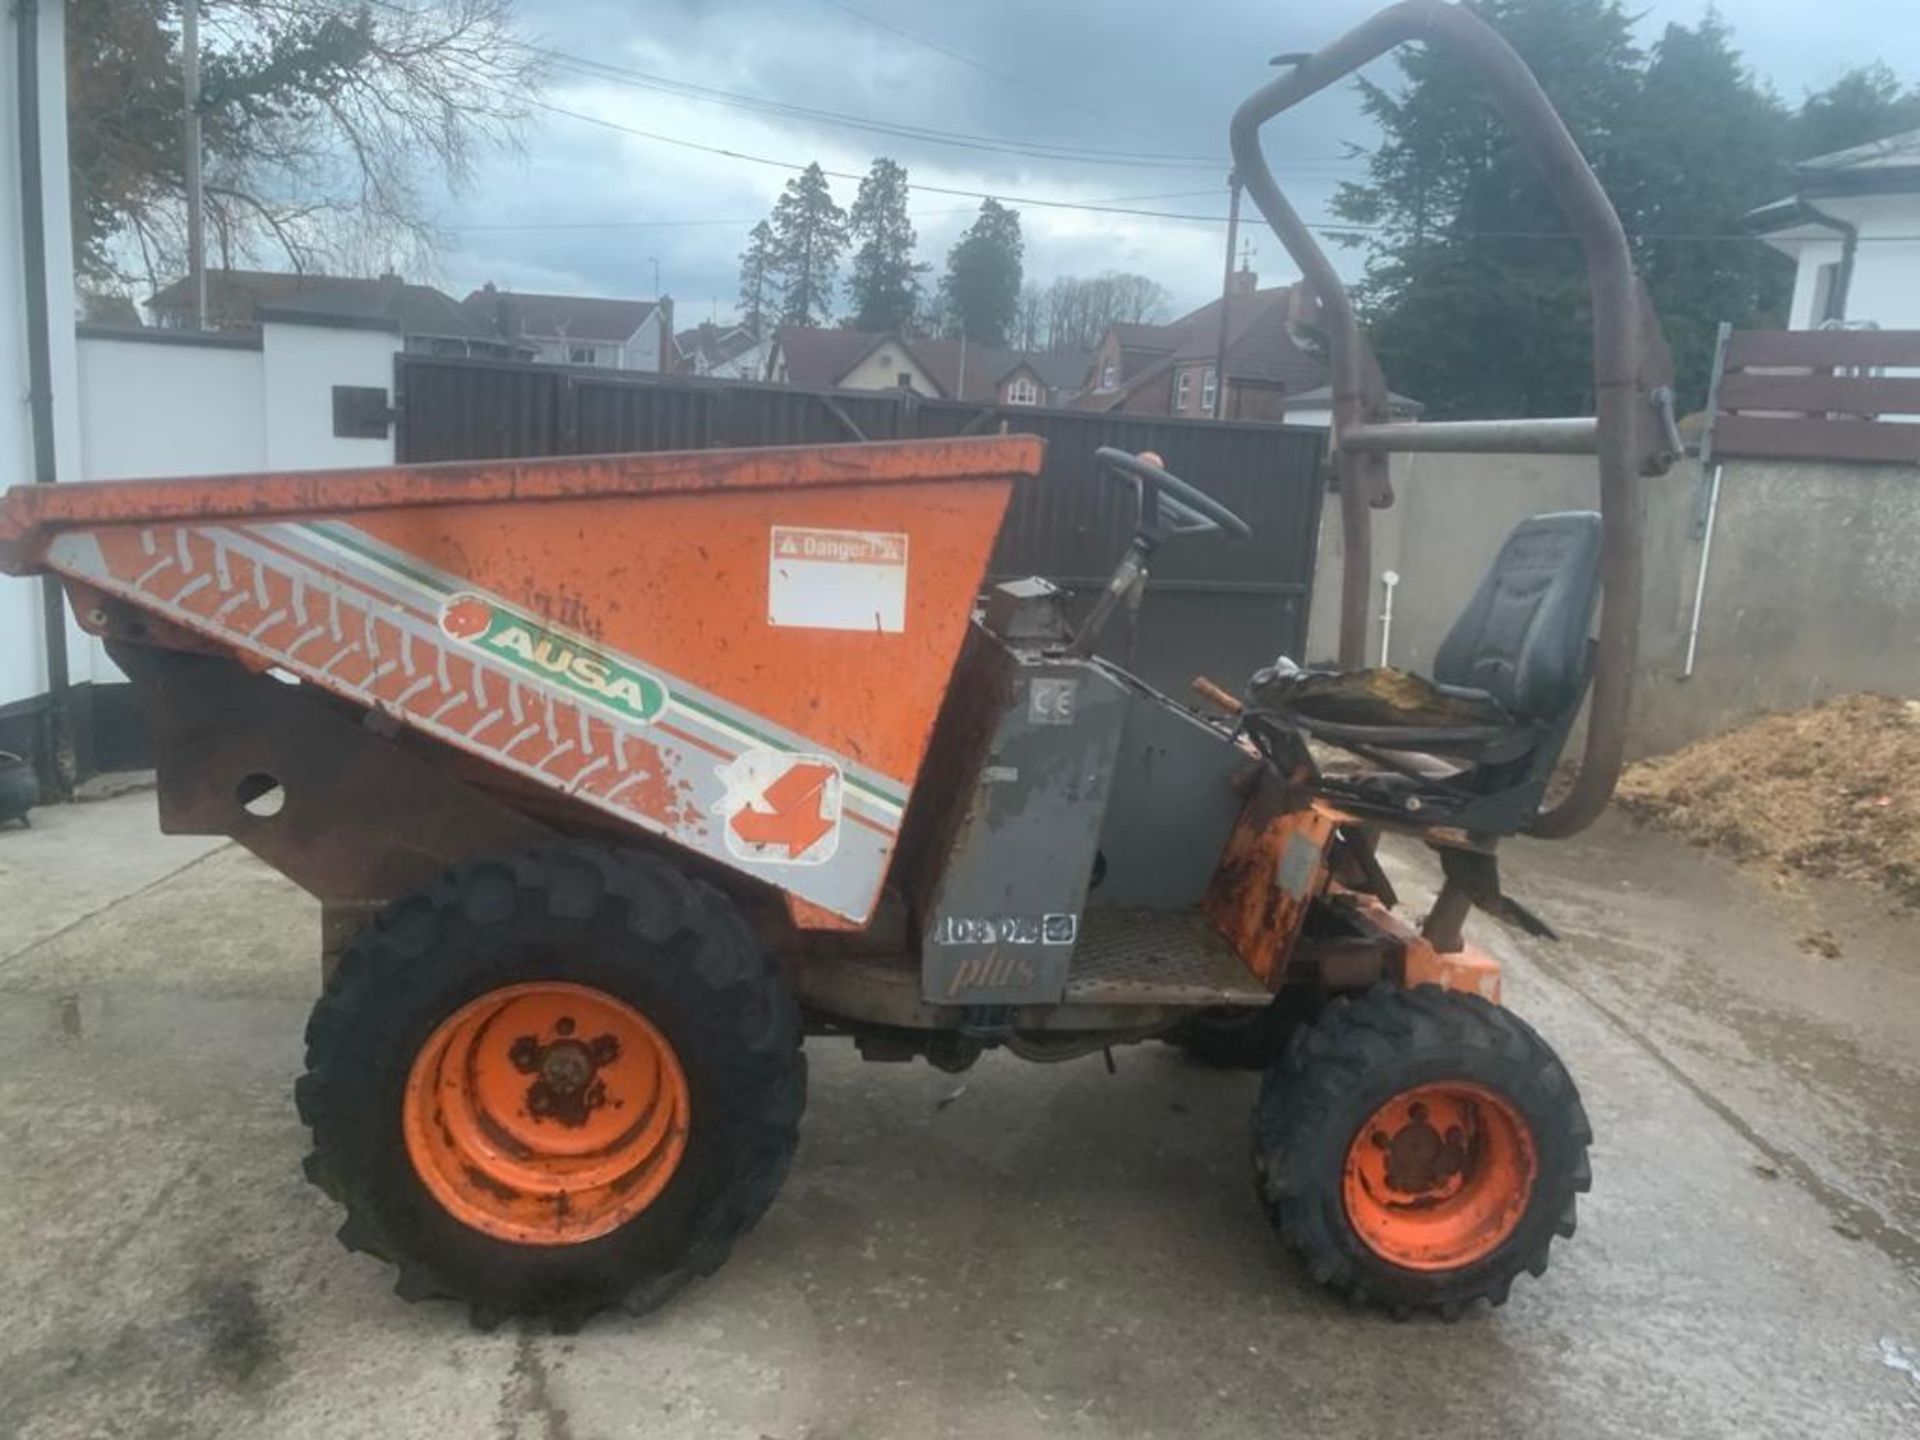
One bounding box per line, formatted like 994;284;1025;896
1252;983;1591;1318
295;842;804;1330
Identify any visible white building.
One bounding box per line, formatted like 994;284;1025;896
2;0;85;778
462;285;672;371
674;321;772;381
2;3;421;782
1746;129;1920;331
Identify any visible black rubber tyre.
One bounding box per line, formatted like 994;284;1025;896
1252;983;1591;1318
1163;1000;1298;1070
296;842;805;1330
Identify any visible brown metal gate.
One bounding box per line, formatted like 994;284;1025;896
394;356;1327;695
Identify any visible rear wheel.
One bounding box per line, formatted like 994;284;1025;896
1252;984;1590;1317
297;843;804;1329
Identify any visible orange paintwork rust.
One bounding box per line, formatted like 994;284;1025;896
87;523;708;834
1189;675;1244;714
0;435;1046;574
1342;1081;1538;1271
350;476;1012;787
1342;890;1504;1004
402;981;691;1246
9;437;1041;925
784;894;866;932
1204;774;1337;984
1401;934;1504;1003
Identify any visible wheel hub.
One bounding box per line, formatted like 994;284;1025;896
509;1024;623;1128
1375;1099;1469;1195
402;982;691;1245
1342;1082;1537;1271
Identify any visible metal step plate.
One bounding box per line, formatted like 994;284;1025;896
1063;909;1272;1008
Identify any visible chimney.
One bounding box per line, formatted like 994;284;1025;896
1228;266;1258;298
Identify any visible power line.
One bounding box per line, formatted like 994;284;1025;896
533;49;1262;172
493;89;1254;223
448;189;1232;234
486;92;1896;250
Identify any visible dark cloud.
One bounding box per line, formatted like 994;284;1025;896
434;0;1913;321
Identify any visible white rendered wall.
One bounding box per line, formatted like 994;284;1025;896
76;337;267;479
261;322;400;471
1;1;83;706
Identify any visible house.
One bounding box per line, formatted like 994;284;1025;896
1077;270;1331;421
674;321;772;380
1281;384;1424;431
1000;349;1095;408
1745;128;1920;330
463;284;673;371
147;267;361;330
768;327;1090;406
146;269;520;357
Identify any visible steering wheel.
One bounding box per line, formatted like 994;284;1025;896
1094;447;1253;541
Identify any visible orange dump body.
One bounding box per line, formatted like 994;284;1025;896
0;436;1046;926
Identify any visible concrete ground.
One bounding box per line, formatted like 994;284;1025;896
1;791;1917;1440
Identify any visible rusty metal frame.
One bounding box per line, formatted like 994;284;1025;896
1229;0;1675;837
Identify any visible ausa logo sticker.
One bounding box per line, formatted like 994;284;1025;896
439;594;668;725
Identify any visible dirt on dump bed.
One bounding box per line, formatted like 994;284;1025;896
1617;694;1920;905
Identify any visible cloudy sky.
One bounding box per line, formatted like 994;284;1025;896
431;0;1911;325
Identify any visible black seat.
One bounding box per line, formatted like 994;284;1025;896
1431;510;1602;723
1250;511;1604;835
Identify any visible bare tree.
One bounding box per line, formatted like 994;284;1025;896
1041;272;1171;351
1013;282;1045;351
68;0;542;289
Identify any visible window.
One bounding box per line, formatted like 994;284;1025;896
897;371;913;389
1201;367;1218;414
1810;261;1843;324
1006;375;1039;405
1175;369;1192;411
568;343;598;365
1101;361;1118;390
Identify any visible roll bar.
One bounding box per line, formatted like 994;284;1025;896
1229;0;1678;839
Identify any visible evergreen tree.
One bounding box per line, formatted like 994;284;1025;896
738;220;777;337
1324;0;1902;416
1617;15;1791;399
938;199;1023;346
1331;0;1647;419
845;158;926;332
768;163;848;328
1792;65;1920;159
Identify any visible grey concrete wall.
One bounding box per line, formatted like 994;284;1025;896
1302;450;1920;757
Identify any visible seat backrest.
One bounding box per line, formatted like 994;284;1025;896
1432;511;1603;721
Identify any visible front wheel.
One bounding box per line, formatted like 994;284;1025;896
296;843;804;1330
1252;984;1590;1317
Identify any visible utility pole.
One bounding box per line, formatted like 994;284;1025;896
648;256;661;295
1211;171;1242;420
182;0;207;328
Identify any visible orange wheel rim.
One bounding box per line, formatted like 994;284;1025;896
402;982;690;1245
1342;1082;1537;1271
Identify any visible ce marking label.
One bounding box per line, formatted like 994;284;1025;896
1028;677;1078;726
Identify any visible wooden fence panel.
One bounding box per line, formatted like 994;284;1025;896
1714;415;1920;465
1717;372;1920;416
1724;330;1920;370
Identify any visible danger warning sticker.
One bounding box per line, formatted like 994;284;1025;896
768;526;909;633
